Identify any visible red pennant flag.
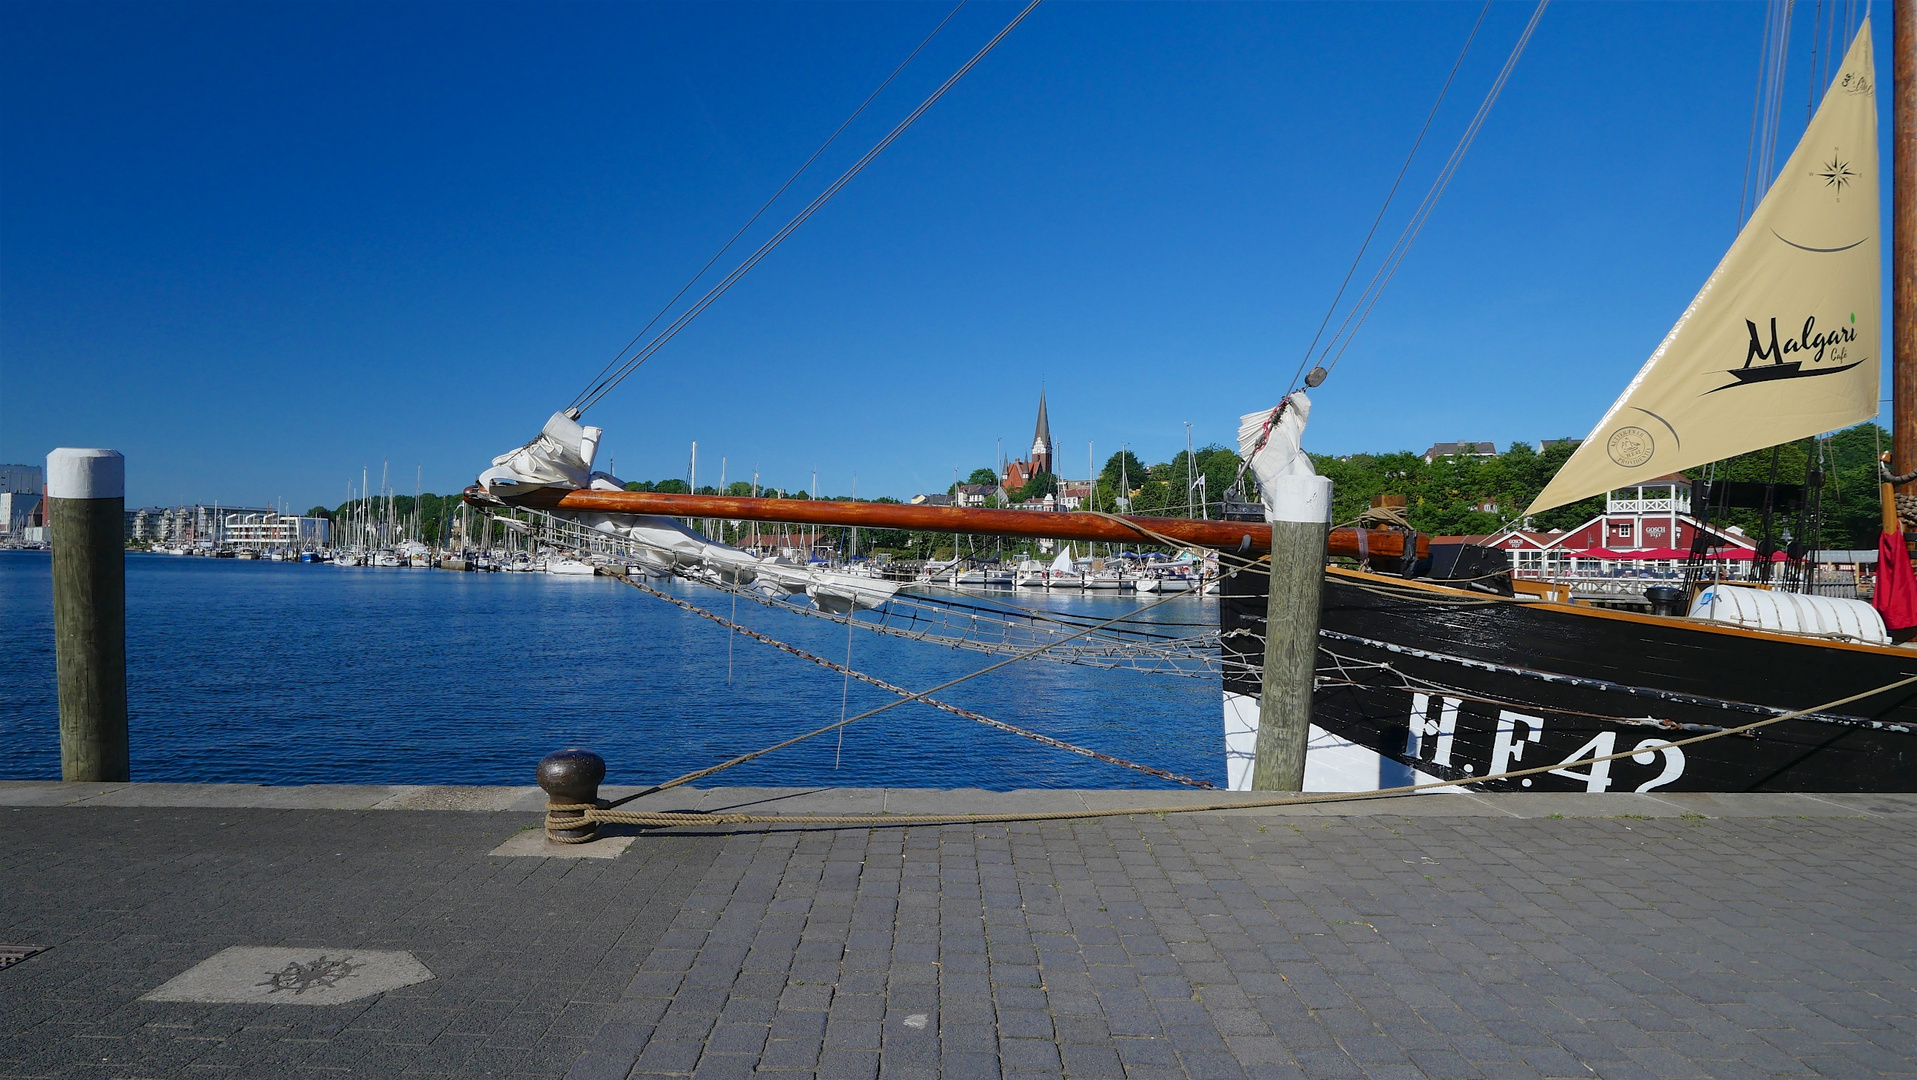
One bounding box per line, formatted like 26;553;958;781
1873;531;1917;631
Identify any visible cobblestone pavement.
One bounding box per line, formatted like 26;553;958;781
0;807;720;1079
5;796;1917;1079
579;814;1917;1080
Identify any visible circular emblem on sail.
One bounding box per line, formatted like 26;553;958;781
1607;427;1655;467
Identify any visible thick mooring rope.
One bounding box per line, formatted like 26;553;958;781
543;674;1917;839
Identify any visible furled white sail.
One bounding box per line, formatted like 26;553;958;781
1529;22;1880;514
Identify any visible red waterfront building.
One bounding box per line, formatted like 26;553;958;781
1472;475;1757;578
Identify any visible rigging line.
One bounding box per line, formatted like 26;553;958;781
1811;0;1821;120
609;574;1213;792
576;0;1043;414
617;583;1192;799
569;0;970;412
1285;0;1492;395
1740;0;1777;227
1764;0;1796;192
1317;0;1548;378
836;604;854;768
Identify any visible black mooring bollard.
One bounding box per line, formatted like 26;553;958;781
537;748;606;843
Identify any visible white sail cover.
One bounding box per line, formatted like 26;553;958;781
1237;392;1315;491
1529;23;1880;513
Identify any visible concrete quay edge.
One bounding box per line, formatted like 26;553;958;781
3;779;1916;819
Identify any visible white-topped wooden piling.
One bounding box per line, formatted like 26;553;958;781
1251;473;1333;791
48;448;128;782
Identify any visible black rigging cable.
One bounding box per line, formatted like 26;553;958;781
568;0;970;413
574;0;1042;415
1308;0;1549;387
1284;0;1492;395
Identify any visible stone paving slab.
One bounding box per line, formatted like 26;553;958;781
141;946;436;1005
375;785;541;811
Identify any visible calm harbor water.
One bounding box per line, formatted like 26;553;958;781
0;550;1225;789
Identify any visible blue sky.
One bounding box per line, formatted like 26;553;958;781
0;1;1895;508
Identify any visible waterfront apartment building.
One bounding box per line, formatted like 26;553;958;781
126;505;275;545
221;512;331;551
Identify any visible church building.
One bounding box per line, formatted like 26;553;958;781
1002;390;1055;494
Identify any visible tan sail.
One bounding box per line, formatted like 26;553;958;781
1529;22;1881;514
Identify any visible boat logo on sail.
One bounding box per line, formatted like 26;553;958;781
1606;427;1654;468
1706;314;1864;393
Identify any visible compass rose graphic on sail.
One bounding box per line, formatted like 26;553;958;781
1817;155;1856;192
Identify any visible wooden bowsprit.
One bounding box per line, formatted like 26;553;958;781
465;486;1428;564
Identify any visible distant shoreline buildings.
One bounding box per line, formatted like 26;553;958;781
0;464;44;542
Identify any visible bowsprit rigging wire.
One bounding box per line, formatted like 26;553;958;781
570;0;1042;416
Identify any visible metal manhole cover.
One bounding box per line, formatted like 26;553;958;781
0;946;46;971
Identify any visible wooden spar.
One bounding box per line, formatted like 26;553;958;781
1895;0;1916;490
468;486;1430;561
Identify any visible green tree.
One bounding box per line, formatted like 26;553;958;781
1014;471;1057;502
1099;450;1147;489
967;467;999;486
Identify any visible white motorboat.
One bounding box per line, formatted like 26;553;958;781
547;557;597;576
1136;567;1195;593
807;570;902;614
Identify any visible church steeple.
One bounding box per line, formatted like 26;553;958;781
1030;388;1053;475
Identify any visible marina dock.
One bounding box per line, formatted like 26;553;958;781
5;783;1915;1079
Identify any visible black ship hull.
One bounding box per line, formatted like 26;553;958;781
1220;567;1917;792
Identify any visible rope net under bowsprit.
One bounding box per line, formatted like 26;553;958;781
476;505;1243;680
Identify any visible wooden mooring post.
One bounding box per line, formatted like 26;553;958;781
48;448;129;782
1250;474;1333;791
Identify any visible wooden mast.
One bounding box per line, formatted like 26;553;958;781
468;486;1431;562
1894;0;1915;489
